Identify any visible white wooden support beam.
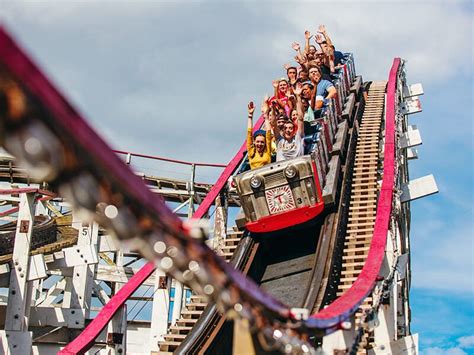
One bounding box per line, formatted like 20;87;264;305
27;254;47;281
406;148;418;160
94;264;155;286
92;279;110;305
1;192;36;354
99;233;121;252
400;97;422;115
395;254;409;281
0;195;20;203
0;263;10;288
368;333;418;355
62;245;99;267
0;330;33;354
321;317;355;354
400;128;422;149
372;279;398;354
149;268;170;352
62;220;99;328
34;199;49;216
106;249;127;355
171;280;185;326
27;307;83;327
5;192;35;330
401;175;439;203
34;277;66;307
403;83;423;98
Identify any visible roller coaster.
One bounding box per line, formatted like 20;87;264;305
0;25;438;354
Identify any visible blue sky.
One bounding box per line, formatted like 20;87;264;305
1;1;472;352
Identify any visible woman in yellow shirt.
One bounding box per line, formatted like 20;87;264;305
247;99;273;170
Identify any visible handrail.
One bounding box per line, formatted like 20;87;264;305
114;149;227;168
306;58;401;328
60;116;264;354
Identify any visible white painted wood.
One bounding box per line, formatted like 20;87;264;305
171;280;184;326
34;277;66;307
368;333;418;355
0;263;9;275
322;320;355;354
5;193;35;332
34;200;49;216
403;83;424;98
0;330;33;354
400;97;422;115
64;221;99;328
106;249;127;354
27;254;47;281
27;307;83;327
92;279;110;305
62;245;99;267
99;234;121;252
95;265;155;286
149;268;170;352
400;129;422;149
396;253;409;280
401;175;439;203
406;148;418;160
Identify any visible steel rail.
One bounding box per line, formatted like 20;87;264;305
306;58;401;328
113;149;227;168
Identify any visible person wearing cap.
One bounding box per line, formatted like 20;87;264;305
272;83;305;162
246;99;273;170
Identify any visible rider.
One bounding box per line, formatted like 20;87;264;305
246;100;273;169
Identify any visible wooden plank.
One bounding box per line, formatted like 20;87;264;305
260;254;314;283
322;155;341;205
350;75;362;96
331;120;349;157
342;92;356;121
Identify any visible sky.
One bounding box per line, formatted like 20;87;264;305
0;1;473;353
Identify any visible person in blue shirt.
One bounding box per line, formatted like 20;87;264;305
308;66;337;110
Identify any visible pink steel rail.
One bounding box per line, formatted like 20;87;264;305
307;58;401;327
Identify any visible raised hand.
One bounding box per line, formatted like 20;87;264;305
283;63;291;70
248;101;255;115
294;82;303;96
291;42;301;51
315;34;324;44
304;30;312;39
318;24;327;33
272;80;279;89
261;96;269;114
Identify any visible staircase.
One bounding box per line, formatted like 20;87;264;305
157;229;244;353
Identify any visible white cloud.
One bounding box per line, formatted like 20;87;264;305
282;1;472;85
458;335;474;348
422;347;467;355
